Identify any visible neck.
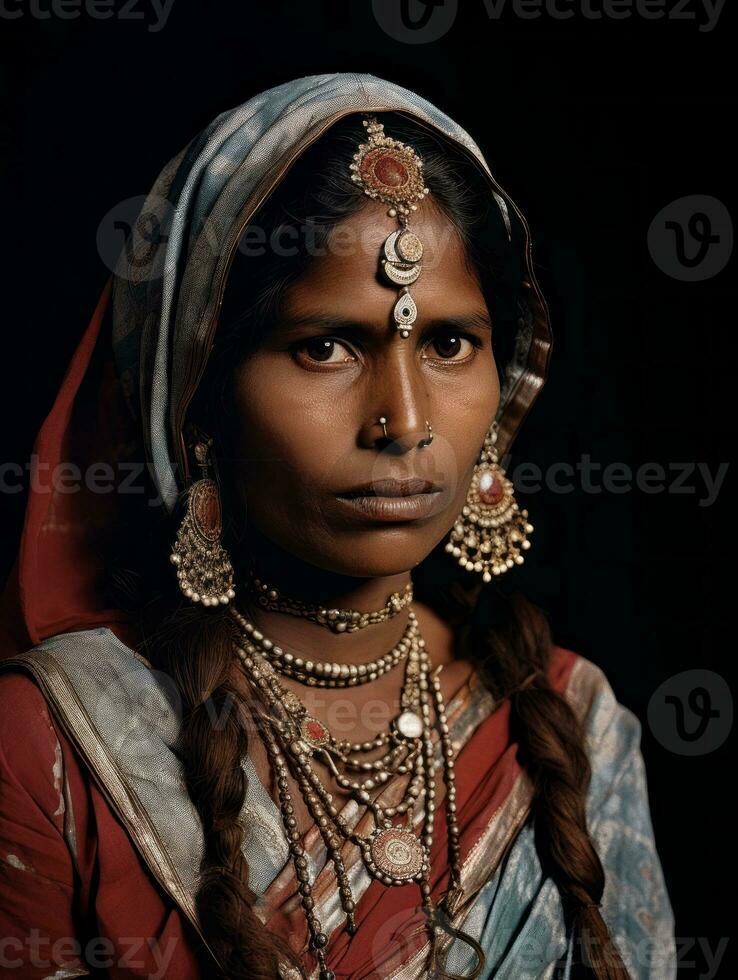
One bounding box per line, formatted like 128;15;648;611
233;524;415;665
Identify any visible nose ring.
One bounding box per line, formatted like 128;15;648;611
377;417;433;446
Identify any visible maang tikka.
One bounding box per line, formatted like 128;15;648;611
446;422;534;582
350;117;533;583
169;434;236;606
350;115;430;338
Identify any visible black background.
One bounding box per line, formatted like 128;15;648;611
1;1;735;976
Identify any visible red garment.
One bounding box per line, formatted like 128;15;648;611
0;280;138;657
0;649;578;979
0;670;202;979
0;281;205;976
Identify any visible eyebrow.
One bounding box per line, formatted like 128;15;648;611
277;309;492;335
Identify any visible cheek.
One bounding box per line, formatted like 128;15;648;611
441;363;500;492
231;358;348;498
440;352;500;424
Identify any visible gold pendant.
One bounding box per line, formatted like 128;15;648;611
366;826;426;882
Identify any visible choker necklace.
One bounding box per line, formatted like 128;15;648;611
245;569;413;633
229;603;485;980
230;606;418;687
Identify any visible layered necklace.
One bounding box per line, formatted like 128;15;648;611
229;592;485;980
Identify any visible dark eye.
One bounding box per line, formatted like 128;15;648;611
294;337;357;367
426;331;478;362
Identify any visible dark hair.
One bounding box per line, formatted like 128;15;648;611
107;112;629;979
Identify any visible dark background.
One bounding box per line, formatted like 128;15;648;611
1;1;735;976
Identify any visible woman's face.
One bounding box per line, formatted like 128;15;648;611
230;202;500;578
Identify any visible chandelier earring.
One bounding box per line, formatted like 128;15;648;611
169;433;236;606
445;421;533;582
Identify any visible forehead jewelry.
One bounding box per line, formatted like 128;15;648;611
350;115;430;339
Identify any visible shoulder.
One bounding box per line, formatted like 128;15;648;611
552;647;648;809
0;668;60;750
559;649;642;750
553;652;677;964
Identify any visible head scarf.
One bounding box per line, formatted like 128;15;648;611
0;72;551;657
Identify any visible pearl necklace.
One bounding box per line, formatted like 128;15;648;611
230;606;419;687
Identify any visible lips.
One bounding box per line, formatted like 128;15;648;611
338;478;442;499
334;489;445;523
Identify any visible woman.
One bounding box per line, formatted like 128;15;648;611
0;73;675;979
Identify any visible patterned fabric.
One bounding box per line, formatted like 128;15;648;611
0;632;675;978
440;657;676;980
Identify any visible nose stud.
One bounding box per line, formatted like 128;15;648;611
377;417;433;447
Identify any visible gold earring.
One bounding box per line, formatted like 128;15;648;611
169;437;236;607
445;422;533;582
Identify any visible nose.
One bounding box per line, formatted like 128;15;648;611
360;347;429;454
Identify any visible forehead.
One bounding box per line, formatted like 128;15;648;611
283;202;486;321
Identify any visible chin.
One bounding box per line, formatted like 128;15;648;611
316;530;446;578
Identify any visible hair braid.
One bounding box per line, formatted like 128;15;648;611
459;588;631;978
146;602;305;979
